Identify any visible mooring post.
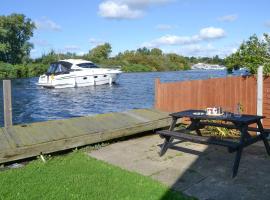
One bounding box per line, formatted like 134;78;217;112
3;80;12;127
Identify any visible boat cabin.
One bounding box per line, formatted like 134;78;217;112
46;61;100;75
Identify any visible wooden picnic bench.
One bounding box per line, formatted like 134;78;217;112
157;109;270;178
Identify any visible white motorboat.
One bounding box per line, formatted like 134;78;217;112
37;59;122;88
191;63;226;70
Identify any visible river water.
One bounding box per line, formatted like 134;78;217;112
0;70;245;126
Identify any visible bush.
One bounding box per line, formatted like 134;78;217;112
0;62;17;79
122;64;153;72
0;62;48;79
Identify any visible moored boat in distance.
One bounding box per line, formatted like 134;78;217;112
37;59;122;88
191;63;226;70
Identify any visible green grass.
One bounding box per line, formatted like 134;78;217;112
0;152;192;200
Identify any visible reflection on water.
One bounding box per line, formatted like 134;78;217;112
0;70;244;126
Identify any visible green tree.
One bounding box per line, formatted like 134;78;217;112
150;48;162;56
225;34;270;74
35;50;79;65
0;13;35;64
165;53;189;70
86;43;112;63
36;50;59;64
212;55;223;64
136;47;150;55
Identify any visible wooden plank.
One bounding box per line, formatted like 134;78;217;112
0;118;171;164
11;126;38;146
0;129;13;151
30;121;69;141
25;123;62;142
128;109;168;121
0;109;171;164
2;127;24;147
157;130;239;149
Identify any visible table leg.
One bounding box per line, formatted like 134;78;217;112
169;117;178;131
160;136;172;156
159;117;178;156
188;119;202;136
232;123;247;178
257;120;270;156
232;147;243;178
262;138;270;155
195;129;202;136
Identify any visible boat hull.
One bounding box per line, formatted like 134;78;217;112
38;73;121;89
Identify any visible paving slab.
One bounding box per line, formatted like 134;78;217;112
88;134;270;200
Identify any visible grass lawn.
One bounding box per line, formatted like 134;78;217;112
0;151;193;200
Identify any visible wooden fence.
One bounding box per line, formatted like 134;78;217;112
155;76;270;127
263;77;270;127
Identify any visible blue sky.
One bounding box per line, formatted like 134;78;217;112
1;0;270;58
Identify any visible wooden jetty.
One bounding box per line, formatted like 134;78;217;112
0;108;171;164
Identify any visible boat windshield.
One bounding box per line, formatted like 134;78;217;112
77;63;99;68
47;62;71;74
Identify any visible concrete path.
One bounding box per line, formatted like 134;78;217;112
89;134;270;200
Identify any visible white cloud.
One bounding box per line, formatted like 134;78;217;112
218;14;238;22
181;44;218;57
199;27;225;39
118;0;172;7
35;17;61;31
176;44;237;58
98;1;143;19
155;24;177;30
98;0;173;19
142;27;225;47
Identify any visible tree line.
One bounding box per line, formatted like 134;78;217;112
1;13;269;79
0;13;225;79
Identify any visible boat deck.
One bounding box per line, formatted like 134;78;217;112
0;108;171;164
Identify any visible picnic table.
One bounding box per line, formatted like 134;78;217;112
157;109;270;177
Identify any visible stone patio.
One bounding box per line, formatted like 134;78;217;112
88;134;270;200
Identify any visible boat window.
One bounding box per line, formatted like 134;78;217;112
47;63;58;74
47;62;71;74
77;63;99;68
59;62;72;70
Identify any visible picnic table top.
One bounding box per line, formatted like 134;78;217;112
170;109;264;124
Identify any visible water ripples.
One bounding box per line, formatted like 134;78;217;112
0;70;244;126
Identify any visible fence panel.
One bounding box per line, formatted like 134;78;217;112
263;77;270;126
155;76;257;117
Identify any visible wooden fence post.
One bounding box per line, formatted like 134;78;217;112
155;79;161;109
3;80;12;127
257;66;263;117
